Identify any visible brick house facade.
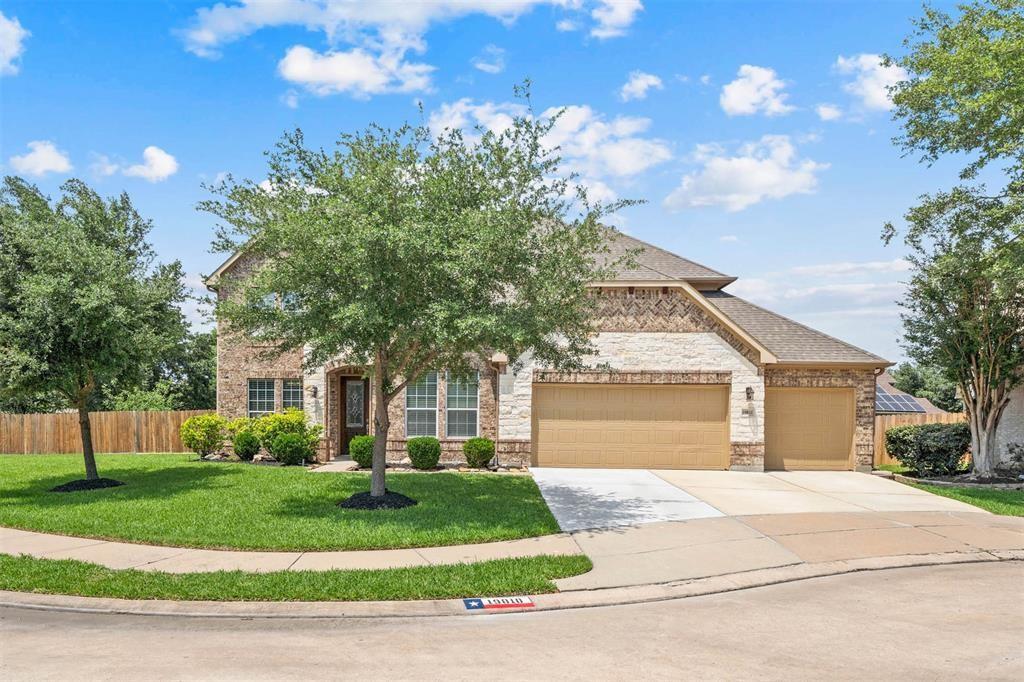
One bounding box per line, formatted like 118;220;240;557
208;232;890;471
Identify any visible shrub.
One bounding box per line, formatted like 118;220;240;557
887;422;971;477
179;414;227;458
463;437;495;468
407;436;441;470
232;430;261;461
885;425;918;463
226;417;255;437
271;432;309;466
252;408;322;459
349;435;375;468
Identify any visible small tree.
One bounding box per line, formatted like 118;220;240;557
202;85;632;499
0;177;186;486
884;187;1023;476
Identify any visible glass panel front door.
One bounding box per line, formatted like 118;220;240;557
341;378;368;455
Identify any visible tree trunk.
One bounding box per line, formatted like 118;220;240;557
77;404;99;481
370;368;390;497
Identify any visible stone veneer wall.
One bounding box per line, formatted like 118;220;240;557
764;367;877;471
214;253;303;419
994;385;1024;466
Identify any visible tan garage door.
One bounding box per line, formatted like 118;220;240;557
765;387;855;470
532;384;730;469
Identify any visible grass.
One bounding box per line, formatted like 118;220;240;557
912;484;1024;516
0;454;560;551
0;553;591;601
875;463;911;474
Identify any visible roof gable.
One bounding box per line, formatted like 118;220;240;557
601;230;735;286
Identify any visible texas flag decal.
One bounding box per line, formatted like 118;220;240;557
463;596;535;610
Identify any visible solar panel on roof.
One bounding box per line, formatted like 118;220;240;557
875;386;926;413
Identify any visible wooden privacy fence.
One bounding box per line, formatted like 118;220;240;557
0;410;213;455
874;412;967;466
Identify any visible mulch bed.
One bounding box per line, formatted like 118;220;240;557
894;473;1024;490
49;478;125;493
338;490;418;510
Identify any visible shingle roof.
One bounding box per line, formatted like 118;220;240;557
602;230;734;282
703;291;889;365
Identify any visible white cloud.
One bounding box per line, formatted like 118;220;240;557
619;70;663;101
278;44;433;98
664;135;827;212
89;154;120;177
835;53;907;111
555;19;578;32
123;146;179;182
815;103;842;121
180;2;641;99
591;0;643;38
9;141;72;177
281;89;299;108
0;11;29;76
471;44;506;74
790;258;911;277
720;235;739;243
699;74;711;85
428;97;670;203
719;64;794;117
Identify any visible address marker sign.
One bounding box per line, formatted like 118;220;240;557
463;596;535;610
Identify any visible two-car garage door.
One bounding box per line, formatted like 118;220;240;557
532;384;730;469
532;383;856;470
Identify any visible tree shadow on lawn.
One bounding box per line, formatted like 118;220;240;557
272;472;559;532
0;464;236;510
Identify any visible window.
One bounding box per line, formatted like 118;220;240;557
282;379;303;410
446;372;479;438
405;371;438;437
248;379;275;417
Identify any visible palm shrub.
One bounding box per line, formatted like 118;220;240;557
232;430;261;461
407;437;441;470
463;437;495;468
179;414;227;458
349;435;375;468
271;432;310;466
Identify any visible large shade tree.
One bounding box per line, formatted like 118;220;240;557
0;177;187;487
885;189;1023;476
885;0;1024;475
203;88;634;501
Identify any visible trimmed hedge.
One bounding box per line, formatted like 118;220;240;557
349;435;375;468
407;437;441;470
886;422;971;476
463;437;495;468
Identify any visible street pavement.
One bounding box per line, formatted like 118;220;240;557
2;562;1021;681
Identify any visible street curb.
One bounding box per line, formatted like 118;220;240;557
2;551;1020;620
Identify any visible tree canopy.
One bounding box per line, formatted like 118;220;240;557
203;85;634;497
0;177;186;481
887;0;1024;195
890;362;964;413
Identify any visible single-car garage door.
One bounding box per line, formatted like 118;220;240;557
765;387;855;470
532;384;730;469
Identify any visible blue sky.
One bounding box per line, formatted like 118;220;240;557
1;0;969;362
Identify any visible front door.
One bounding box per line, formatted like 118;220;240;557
340;377;369;455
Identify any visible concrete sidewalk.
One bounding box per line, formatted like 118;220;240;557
0;526;581;573
555;510;1024;590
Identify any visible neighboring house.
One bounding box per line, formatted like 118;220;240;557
995;386;1024;467
875;372;948;414
206;232;891;472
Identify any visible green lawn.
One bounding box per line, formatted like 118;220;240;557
913;484;1024;516
0;454;560;551
875;463;911;474
0;553;591;601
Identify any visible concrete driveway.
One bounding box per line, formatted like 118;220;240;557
529;468;722;531
532;468;985;532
